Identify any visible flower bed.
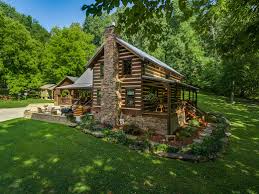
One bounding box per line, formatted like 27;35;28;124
76;112;230;162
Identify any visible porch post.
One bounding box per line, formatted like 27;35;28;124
182;87;184;100
195;91;197;107
167;83;172;135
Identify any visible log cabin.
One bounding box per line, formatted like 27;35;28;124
57;69;93;106
53;76;78;106
40;84;56;100
86;25;199;135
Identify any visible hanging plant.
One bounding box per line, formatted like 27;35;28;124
61;89;70;97
143;88;159;105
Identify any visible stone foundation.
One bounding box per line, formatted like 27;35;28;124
92;108;168;135
122;114;168;135
31;113;71;125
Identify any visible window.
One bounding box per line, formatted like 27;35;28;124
123;59;132;75
142;63;146;75
100;63;104;78
165;74;170;79
126;89;135;107
96;89;101;105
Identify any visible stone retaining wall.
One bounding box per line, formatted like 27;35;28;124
122;114;168;135
31;113;70;125
92;107;168;135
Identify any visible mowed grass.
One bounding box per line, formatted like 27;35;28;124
0;93;258;193
0;98;53;108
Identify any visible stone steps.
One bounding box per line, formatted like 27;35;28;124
192;124;215;144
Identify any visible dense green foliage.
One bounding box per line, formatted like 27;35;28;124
42;24;95;83
83;13;113;46
0;93;259;193
0;0;258;99
0;13;44;94
83;0;259;100
0;1;95;94
0;1;49;42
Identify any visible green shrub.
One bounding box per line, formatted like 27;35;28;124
80;114;95;130
153;144;169;153
66;113;76;123
152;143;179;153
190;124;226;157
129;140;150;152
103;130;128;145
189;119;200;127
176;126;197;140
123;123;144;136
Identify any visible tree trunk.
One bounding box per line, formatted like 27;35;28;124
230;80;235;103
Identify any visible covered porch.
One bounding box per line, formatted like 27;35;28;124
56;86;92;106
142;75;199;134
55;69;93;106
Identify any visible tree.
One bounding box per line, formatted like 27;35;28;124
0;13;44;94
0;1;50;42
195;0;259;100
83;13;114;46
42;24;96;83
82;0;259;100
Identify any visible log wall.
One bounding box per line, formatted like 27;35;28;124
92;55;104;107
91;43;183;114
143;63;182;81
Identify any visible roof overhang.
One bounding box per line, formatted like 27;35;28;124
57;83;92;90
85;44;104;68
142;75;199;91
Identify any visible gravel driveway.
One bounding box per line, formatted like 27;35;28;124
0;103;53;122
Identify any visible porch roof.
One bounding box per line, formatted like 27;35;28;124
57;69;93;90
142;75;199;90
40;84;56;90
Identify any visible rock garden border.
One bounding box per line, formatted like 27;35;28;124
75;112;231;162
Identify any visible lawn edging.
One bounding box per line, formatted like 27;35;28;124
76;112;231;162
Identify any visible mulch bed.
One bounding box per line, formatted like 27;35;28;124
149;124;207;147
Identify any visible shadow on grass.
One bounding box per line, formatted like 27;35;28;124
0;92;259;194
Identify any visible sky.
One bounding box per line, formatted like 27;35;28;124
3;0;95;31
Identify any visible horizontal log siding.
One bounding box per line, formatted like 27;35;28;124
144;63;182;81
118;44;142;110
92;57;103;106
142;80;168;112
142;80;182;113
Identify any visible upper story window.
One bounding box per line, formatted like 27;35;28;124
165;73;170;79
142;63;146;75
126;88;135;107
100;63;104;78
123;59;132;75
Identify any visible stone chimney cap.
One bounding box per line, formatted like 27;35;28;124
106;22;116;29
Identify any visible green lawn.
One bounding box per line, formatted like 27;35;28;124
0;93;258;193
0;98;53;108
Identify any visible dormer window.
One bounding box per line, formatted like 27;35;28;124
123;59;132;75
100;63;104;78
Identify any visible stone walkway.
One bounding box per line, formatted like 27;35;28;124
0;103;53;122
193;123;214;144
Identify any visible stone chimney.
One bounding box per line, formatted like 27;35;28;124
100;24;120;127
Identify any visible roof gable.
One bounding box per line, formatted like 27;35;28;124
56;76;78;87
86;37;183;77
116;37;183;77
